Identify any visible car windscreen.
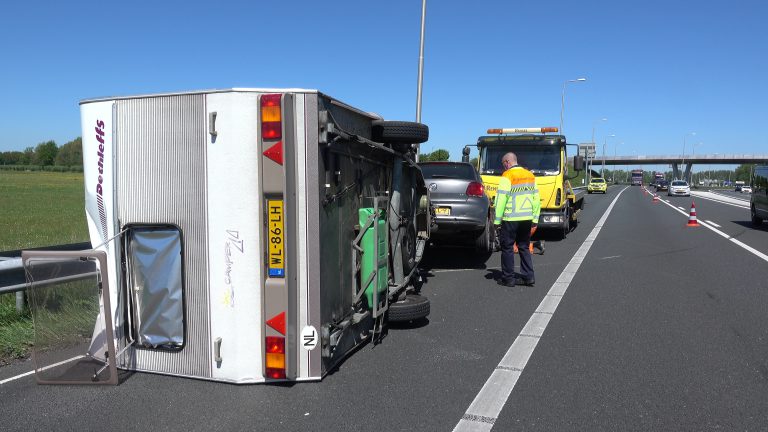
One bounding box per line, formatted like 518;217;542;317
420;163;476;180
671;181;688;186
480;145;561;176
590;179;604;183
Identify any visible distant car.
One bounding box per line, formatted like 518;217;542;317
587;177;607;194
668;180;691;196
419;162;492;251
741;185;752;193
655;180;669;192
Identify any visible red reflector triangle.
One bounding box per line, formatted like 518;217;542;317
263;141;283;166
266;311;286;335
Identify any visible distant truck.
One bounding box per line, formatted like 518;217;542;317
22;88;432;384
631;169;643;186
735;180;746;191
462;127;585;239
652;172;664;186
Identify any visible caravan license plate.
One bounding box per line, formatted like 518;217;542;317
435;207;451;215
267;200;285;277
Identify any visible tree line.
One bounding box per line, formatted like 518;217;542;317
0;138;83;170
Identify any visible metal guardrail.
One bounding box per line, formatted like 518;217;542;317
0;242;91;295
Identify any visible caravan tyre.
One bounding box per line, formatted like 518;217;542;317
401;222;417;274
388;294;430;322
372;121;429;145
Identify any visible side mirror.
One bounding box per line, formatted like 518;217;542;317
462;146;471;163
573;155;585;171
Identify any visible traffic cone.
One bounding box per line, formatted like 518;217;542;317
687;201;699;227
653;194;659;203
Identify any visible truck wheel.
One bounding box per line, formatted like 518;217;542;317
475;217;493;252
560;208;570;239
372;121;429;146
752;205;763;226
388;294;430;322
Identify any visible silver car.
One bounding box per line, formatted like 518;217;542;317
420;162;492;251
668;180;691;196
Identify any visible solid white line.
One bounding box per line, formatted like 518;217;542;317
706;220;721;228
453;187;629;432
0;355;84;385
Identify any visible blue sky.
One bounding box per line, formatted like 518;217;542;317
2;0;766;173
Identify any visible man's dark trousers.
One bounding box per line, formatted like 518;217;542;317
499;220;533;283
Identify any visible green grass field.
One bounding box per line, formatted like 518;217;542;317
0;171;89;364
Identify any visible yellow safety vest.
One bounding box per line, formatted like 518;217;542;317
494;166;541;224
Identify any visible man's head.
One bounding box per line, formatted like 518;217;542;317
501;152;518;170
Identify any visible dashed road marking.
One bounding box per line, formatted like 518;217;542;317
706;220;721;228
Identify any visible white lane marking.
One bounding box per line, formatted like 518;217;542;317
665;200;670;203
599;255;621;260
677;206;686;211
0;355;84;385
690;192;750;209
709;190;750;202
706;220;721;228
656;198;768;263
453;187;629;432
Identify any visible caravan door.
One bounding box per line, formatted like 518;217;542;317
22;250;118;385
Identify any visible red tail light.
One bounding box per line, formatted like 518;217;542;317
265;336;286;379
261;94;282;140
466;182;485;197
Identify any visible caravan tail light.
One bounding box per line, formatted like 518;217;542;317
466;182;485;197
261;94;282;140
265;336;286;379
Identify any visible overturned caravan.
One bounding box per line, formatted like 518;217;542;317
22;89;431;384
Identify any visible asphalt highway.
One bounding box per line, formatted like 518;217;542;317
2;185;768;431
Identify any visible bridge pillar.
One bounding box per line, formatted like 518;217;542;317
671;163;693;182
683;163;693;183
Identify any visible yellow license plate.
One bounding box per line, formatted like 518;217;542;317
435;207;451;215
267;200;284;277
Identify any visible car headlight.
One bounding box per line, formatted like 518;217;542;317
542;215;563;223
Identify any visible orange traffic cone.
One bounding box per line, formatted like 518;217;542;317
652;194;659;203
687;201;699;227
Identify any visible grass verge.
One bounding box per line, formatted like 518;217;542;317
0;171;88;365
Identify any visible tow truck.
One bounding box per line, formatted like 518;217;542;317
462;127;585;239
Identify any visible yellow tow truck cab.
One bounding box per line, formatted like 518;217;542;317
463;127;585;239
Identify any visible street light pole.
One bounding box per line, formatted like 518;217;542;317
681;131;696;181
414;0;427;162
559;77;587;135
602;134;615;178
614;141;623;182
590;117;607;183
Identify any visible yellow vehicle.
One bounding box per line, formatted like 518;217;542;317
588;177;608;194
462;127;585;239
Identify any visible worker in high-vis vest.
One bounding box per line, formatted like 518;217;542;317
493;152;541;287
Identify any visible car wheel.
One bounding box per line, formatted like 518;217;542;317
752;205;763;226
388;294;430;322
474;216;493;252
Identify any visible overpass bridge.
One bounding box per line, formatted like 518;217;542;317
587;153;768;182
